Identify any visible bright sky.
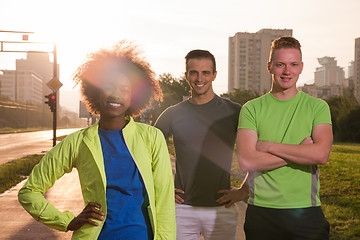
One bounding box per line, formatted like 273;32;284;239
1;0;359;113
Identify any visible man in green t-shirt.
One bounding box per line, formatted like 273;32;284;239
237;36;333;239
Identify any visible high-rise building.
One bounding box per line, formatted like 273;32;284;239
314;57;345;87
348;61;355;78
15;52;61;113
0;70;43;104
355;37;360;102
228;28;292;94
343;61;355;90
16;52;58;96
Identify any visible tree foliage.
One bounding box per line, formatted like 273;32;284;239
336;106;360;142
326;93;359;142
145;73;190;123
221;88;259;105
158;73;190;107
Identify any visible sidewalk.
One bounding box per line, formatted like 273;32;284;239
1;169;247;240
1;170;83;240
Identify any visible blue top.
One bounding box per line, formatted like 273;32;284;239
97;127;153;240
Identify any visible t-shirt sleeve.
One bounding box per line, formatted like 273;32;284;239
238;102;257;131
154;107;173;139
313;99;332;127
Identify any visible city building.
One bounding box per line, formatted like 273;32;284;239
301;57;345;100
0;70;43;104
228;28;293;94
344;61;355;91
300;83;342;100
355;37;360;102
16;52;58;96
314;57;345;87
348;60;355;78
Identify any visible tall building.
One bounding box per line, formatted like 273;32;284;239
228;28;293;94
314;57;345;87
301;57;345;100
355;37;360;102
0;70;43;104
348;60;355;78
16;52;58;96
344;61;355;90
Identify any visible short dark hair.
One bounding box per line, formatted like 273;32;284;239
185;50;216;73
73;40;162;117
269;36;302;63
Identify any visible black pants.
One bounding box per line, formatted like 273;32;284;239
244;205;330;240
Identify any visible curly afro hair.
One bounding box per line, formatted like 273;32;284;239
73;40;162;117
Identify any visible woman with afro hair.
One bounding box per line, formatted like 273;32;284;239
18;41;176;240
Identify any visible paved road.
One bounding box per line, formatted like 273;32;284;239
0;128;82;165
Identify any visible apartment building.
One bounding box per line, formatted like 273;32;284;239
228;28;292;94
0;70;43;104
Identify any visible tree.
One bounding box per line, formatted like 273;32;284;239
337;106;360;142
147;73;190;123
158;73;190;106
221;88;259;105
326;93;359;141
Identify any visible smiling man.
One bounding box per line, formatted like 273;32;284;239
237;36;333;239
155;50;248;240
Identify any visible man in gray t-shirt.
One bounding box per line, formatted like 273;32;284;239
155;50;248;240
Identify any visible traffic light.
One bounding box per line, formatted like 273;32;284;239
45;93;56;112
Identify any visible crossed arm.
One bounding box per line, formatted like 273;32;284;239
237;123;333;172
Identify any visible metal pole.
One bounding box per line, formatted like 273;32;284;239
53;94;56;146
52;43;57;147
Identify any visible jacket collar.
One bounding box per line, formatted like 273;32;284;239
84;116;135;139
82;116;136;189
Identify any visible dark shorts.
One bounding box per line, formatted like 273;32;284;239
244;205;330;240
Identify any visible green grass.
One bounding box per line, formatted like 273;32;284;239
230;152;247;187
166;136;176;156
320;143;360;239
56;135;67;141
0;154;43;193
0;135;66;193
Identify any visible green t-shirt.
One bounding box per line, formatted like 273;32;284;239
238;91;332;209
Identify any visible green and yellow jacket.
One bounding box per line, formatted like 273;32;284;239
18;117;176;240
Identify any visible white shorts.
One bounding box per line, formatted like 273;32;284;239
175;203;238;240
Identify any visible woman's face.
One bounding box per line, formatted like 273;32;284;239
97;60;133;120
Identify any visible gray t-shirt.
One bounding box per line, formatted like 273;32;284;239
155;95;241;206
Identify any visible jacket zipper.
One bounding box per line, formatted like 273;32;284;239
92;219;105;240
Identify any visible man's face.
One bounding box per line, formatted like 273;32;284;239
98;61;133;119
268;48;303;92
185;58;217;97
